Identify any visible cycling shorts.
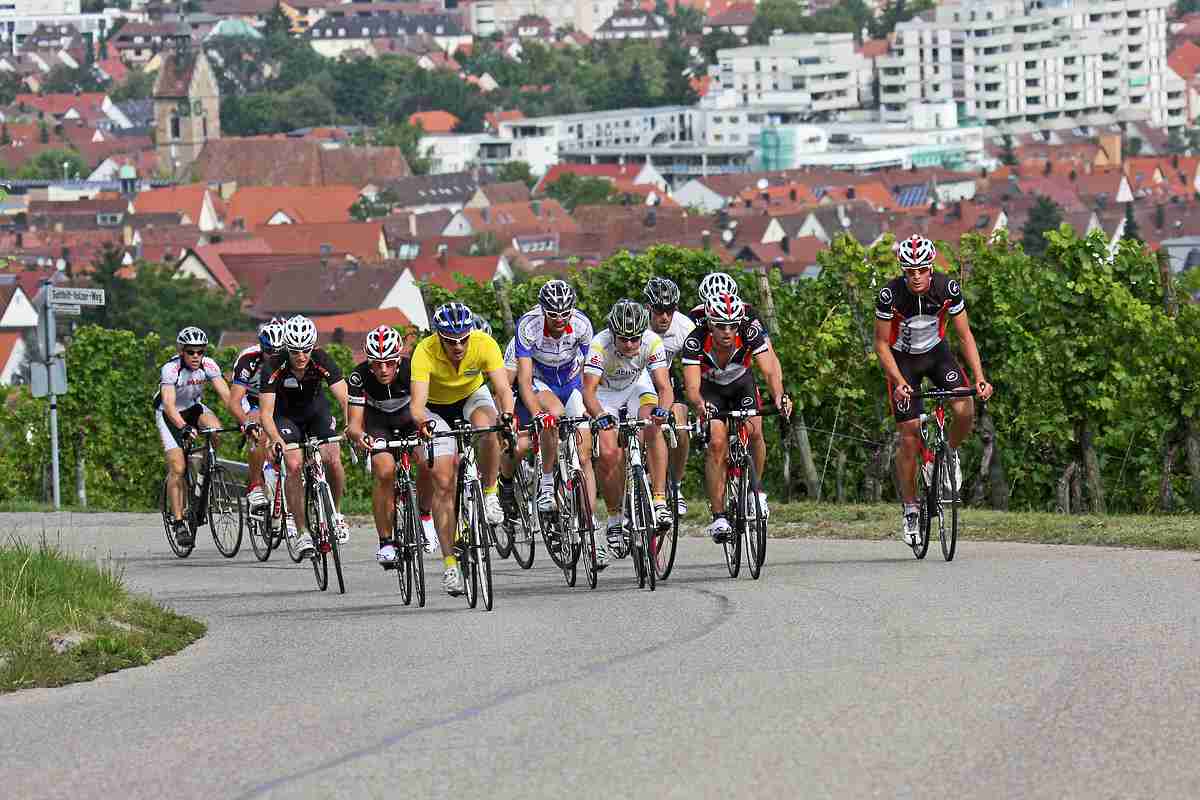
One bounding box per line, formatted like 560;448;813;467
595;371;658;421
275;398;339;445
240;394;259;415
515;377;586;427
888;339;968;424
426;384;497;458
700;371;760;416
364;406;417;443
156;403;209;452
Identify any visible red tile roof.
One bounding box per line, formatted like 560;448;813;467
460;199;578;236
313;307;412;334
409;110;459;134
14;92;108;118
193;139;411;187
0;330;22;377
1015;176;1089;213
254;221;387;262
409;253;505;289
534;163;648;194
132;184;211;226
857;39;889;58
706;2;755;25
182;237;272;294
1168;40;1200;80
484;109;525;131
225;185;362;231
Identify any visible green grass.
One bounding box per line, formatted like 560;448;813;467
0;501;109;513
675;502;1200;551
0;538;206;693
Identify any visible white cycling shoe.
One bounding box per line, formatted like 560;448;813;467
294;533;316;558
708;516;731;543
334;513;350;544
420;512;437;553
900;508;921;547
247;486;267;512
484;492;504;525
443;565;464;596
376;543;398;565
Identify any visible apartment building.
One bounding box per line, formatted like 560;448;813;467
876;0;1187;132
463;0;619;37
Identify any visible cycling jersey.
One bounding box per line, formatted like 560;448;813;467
260;348;344;416
652;311;697;364
503;337;517;373
410;330;504;405
680;318;770;387
347;359;412;413
155;355;222;411
584;329;668;391
875;272;965;355
231;345;270;400
513;307;593;389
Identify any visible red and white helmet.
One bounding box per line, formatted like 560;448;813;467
895;234;936;268
364;325;401;360
704;292;746;325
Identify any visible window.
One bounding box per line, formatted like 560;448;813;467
170;116;180;139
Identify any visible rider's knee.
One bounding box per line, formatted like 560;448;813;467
898;423;922;450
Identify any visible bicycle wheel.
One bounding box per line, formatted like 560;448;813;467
394;497;412;606
510;461;537;569
916;460;934;560
470;482;494;611
722;473;743;578
491;486;514;560
654;480;680;582
636;469;655;592
574;476;598;590
939;448;960;562
207;467;243;558
312;542;329;591
247;505;272;562
162;477;195;558
744;463;766;580
321;485;345;594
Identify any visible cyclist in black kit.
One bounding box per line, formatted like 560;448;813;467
874;234;993;546
259;315;352;558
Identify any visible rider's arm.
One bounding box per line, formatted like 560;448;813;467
328;378;350;426
160;384;186;428
227;383;250;425
346;403;366;446
209;375;232;407
581;372;605;418
682;364;704;413
950;310;989;390
753;348;784;405
649;366;674;409
515;357;542;416
409;380;430;431
874;319;907;389
486;367;515;416
258;391;283;445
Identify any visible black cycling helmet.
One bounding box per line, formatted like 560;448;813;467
643;276;680;309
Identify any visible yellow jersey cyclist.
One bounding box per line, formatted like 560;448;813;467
582;299;676;556
258;315;352;559
874;234;993;546
643;276;696;517
409;302;517;597
682;293;793;543
155;326;232;548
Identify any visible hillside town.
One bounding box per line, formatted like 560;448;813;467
0;0;1199;379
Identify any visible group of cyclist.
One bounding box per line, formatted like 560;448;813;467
154;233;994;595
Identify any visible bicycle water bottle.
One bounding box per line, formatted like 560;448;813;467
194;467;206;498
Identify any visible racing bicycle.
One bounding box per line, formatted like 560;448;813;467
912;387;977;561
160;426;242;559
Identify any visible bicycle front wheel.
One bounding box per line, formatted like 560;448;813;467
510;461;537;569
723;472;743;578
574;475;598;590
208;467;243;558
654;480;680;582
938;449;960;562
916;460;934;561
320;485;345;595
628;466;655;590
162;477;195;559
394;495;412;606
744;463;766;580
470;482;494;611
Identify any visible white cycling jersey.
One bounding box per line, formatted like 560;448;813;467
653;310;697;364
584;329;668;392
155;355;222;412
513;307;593;388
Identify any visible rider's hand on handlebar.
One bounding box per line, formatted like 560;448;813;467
416;419;435;440
975;379;994;402
650;405;670;424
775;394;794;420
892;382;913;406
532;411;556;433
594;413;616;432
180;424;197;444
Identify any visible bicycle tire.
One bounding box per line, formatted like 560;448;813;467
654;480;680;582
574;475;598;590
559;473;582;567
208;467;243;558
322;486;345;594
637;469;655;591
940;449;960;562
162;477;195;558
247;504;272;562
471;481;495;611
312;542;329;591
915;459;934;560
510;461;537;569
723;472;742;578
460;481;478;609
394;496;413;606
744;462;766;580
491;503;514;559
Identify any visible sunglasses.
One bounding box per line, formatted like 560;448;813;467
439;333;471;347
710;322;740;332
902;266;932;276
368;358;399;368
182;348;206;356
288;347;313;355
544;310;572;322
615;334;642;343
649;304;676;314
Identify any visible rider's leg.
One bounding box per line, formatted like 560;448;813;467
321;441;345;505
166;448;187;521
282;448;306;529
948;396;975;449
640;402;668;497
537;389;565;478
705;421;729;513
471;404;500;486
748;415;766;479
371;451;397;543
429;453;458;558
595;427;623;515
669;402;689;484
896;419;923;504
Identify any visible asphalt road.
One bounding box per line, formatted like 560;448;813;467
3;512;1200;799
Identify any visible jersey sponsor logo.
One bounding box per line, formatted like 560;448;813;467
946;370;959;384
684;338;700;351
896;396;910;413
880;287;893;305
348;371;363;387
741;395;754;407
280;426;293;435
284;377;300;389
948;279;961;297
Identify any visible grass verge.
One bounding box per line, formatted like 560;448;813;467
0;538;206;694
678;502;1200;551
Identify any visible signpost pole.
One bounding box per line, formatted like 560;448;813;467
41;281;61;510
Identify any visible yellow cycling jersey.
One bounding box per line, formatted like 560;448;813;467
410;330;505;405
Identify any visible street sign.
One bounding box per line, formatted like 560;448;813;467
30;359;67;398
51;303;81;316
48;286;105;306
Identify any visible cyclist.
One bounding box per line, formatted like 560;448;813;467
682;293;792;543
258;315;352;558
688;272;782;515
226;318;285;514
345;325;420;566
874;234;993;546
644;276;695;516
409;302;516;597
156;326;232;547
582;299;675;553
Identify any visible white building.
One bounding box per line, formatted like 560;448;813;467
592;5;669;41
708;33;875;115
876;0;1186;132
464;0;619;37
0;4;129;52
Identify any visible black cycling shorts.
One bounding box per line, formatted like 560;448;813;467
364;406;417;442
700;371;760;415
275;400;339;445
888;340;968;423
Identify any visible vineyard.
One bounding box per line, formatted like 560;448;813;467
0;226;1196;515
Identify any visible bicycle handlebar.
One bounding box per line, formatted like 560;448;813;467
710;406;780;422
197;426;241;435
917;387;977;400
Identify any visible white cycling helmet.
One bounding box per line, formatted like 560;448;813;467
538;279;576;315
283;315;317;350
364;324;401;360
705;292;746;325
177;326;208;347
896;233;937;268
258;319;285;352
698;272;739;305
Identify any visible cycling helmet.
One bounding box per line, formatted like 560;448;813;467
698;272;739;305
643;276;681;309
705;292;747;325
177;326;208;347
607;299;650;338
258;319;285;352
471;313;493;337
896;234;937;268
364;325;401;360
283;315;317;350
538;279;576;315
431;302;474;336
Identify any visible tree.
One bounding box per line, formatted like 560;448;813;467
1177;0;1200;15
468;231;504;256
871;0;936;37
38;119;49;144
359;121;432;176
1167;127;1188;155
1127;136;1143;157
109;68;155;102
999;134;1017;166
543;173;617;211
39;64;103;94
700;30;742;63
748;0;810;43
0;72;24;106
17;149;87;180
1021;194;1063;258
1123;202;1141;244
0;123;10;146
669;4;704;36
496;160;535;188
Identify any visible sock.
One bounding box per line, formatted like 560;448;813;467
484;484;498;496
903;502;919;516
653;493;667;505
379;538;391;548
607;515;622;529
711;511;726;521
420;507;432;520
444;555;458;570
